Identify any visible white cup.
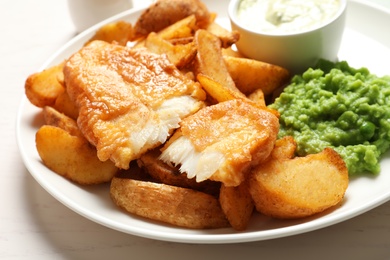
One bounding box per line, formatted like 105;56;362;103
67;0;133;32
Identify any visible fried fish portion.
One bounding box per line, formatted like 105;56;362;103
160;99;279;186
64;40;206;169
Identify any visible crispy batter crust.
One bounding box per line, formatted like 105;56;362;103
64;40;205;169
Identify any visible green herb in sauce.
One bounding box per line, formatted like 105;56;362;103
269;59;390;175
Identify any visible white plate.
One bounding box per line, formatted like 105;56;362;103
16;0;390;244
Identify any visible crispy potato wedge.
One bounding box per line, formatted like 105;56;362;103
36;125;118;185
137;148;220;197
110;177;229;229
133;0;210;38
156;14;198;40
169;36;194;45
271;136;297;160
248;88;266;107
87;20;134;45
144;32;197;68
249;148;349;219
133;15;197;49
53;90;79;120
224;56;290;95
206;22;240;48
219;182;254;231
194;29;244;97
221;47;245;58
197;74;245;103
25;62;65;108
42;106;81;137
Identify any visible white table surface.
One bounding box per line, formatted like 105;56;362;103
2;0;390;259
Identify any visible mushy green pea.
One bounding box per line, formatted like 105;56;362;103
269;60;390;175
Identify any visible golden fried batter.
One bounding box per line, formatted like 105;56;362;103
64;40;205;169
160;99;279;186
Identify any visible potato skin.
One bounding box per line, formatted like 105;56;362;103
219;182;254;231
110;177;229;229
223;55;291;96
36;125;118;185
25;62;65;108
249;148;349;219
42;106;80;137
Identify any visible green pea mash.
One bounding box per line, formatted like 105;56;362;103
269;60;390;175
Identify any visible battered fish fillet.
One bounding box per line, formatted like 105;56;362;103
160;99;279;186
64;40;206;169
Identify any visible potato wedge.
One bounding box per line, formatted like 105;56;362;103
36;125;118;185
25;62;65;108
42;106;81;137
53;90;79;120
87;20;134;45
110;177;229;229
194;29;244;97
144;32;197;68
248;88;266;107
219;182;254;231
249;148;349;219
169;36;194;45
224;56;290;95
221;46;245;58
157;14;198;40
133;15;197;49
206;22;240;48
197;74;245;103
133;0;210;38
271;136;297;160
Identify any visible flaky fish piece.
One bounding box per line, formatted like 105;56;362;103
160;99;279;186
64;40;206;169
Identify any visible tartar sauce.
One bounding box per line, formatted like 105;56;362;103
237;0;340;34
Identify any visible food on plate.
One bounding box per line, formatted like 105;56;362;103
52;90;79;120
196;74;246;103
24;0;356;231
64;40;206;169
205;21;240;48
42;106;81;137
219;181;254;231
110;174;229;229
36;125;118;185
249;147;348;219
144;32;197;68
248;88;266;107
86;20;134;46
159;99;279;186
25;62;65;108
137;148;221;197
269;59;390;175
133;0;211;38
134;14;198;49
269;136;297;160
223;55;290;96
194;29;244;99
